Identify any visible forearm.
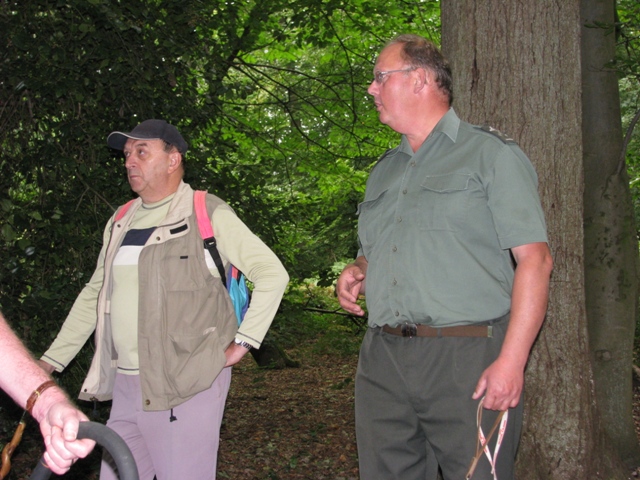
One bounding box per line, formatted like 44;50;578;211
41;308;97;371
236;263;289;347
42;224;108;371
499;243;552;369
0;314;67;418
41;271;103;371
214;207;289;347
472;243;552;409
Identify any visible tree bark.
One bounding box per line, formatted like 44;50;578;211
581;0;640;467
441;1;629;477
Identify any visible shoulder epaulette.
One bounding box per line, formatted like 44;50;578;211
477;125;516;144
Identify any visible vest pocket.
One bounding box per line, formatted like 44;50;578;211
160;283;236;398
163;254;208;291
166;329;226;397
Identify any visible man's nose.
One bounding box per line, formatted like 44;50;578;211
367;80;378;96
124;155;135;169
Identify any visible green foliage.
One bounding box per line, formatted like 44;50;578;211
274;283;364;358
0;1;440;387
614;0;640;357
616;0;640;221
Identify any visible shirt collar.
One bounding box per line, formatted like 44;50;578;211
437;108;460;143
398;107;461;155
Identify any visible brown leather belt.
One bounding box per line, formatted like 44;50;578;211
381;323;492;338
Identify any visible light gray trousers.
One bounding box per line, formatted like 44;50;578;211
100;368;232;480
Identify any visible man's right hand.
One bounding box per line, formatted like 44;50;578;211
336;259;367;316
34;390;95;475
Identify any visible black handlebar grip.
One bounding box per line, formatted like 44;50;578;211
30;421;139;480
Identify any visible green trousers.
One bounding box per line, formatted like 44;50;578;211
355;314;522;480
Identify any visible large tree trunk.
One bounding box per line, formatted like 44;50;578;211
441;1;629;478
581;0;640;467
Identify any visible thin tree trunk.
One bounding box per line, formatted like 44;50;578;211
441;1;628;477
581;0;640;467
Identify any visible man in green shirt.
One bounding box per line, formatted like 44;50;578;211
337;35;552;480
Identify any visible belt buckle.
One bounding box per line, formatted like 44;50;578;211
401;323;417;338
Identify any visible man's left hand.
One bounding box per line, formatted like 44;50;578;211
472;356;524;411
224;342;250;367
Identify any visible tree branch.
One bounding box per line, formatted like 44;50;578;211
617;105;640;175
302;307;367;330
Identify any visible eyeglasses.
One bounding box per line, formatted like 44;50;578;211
373;67;416;84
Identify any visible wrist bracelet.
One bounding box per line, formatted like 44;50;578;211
234;338;253;350
25;380;57;416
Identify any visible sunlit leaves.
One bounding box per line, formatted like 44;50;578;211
615;0;640;237
0;0;440;349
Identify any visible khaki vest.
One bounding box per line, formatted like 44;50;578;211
79;184;238;411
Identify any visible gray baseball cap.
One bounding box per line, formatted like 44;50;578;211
107;119;188;153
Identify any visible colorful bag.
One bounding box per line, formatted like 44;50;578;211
193;190;250;326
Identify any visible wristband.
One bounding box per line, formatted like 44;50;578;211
234;338;253;350
25;380;57;416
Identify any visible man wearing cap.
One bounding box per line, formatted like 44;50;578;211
39;119;289;480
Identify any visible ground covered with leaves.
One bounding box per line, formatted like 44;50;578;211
0;347;360;480
217;353;359;480
2;349;640;479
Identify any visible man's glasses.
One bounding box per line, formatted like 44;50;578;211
373;67;416;84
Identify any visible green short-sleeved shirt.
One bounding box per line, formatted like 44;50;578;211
357;109;548;327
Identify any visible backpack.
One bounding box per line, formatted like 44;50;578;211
114;190;250;326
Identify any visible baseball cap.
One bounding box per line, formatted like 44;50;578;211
107;119;189;153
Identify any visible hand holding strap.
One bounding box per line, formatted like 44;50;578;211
465;397;508;480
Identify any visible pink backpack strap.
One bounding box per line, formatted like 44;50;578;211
193;190;214;238
230;265;240;279
114;199;136;222
194;190;227;284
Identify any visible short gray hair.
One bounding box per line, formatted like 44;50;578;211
387;34;453;106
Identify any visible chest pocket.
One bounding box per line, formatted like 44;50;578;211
419;173;471;231
158;222;210;292
357;189;388;250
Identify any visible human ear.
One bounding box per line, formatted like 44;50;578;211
168;152;182;173
414;67;428;93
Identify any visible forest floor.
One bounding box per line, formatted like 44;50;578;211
217;352;359;480
0;350;360;480
1;350;639;479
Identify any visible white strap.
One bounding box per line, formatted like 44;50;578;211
476;398;508;480
465;397;508;480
